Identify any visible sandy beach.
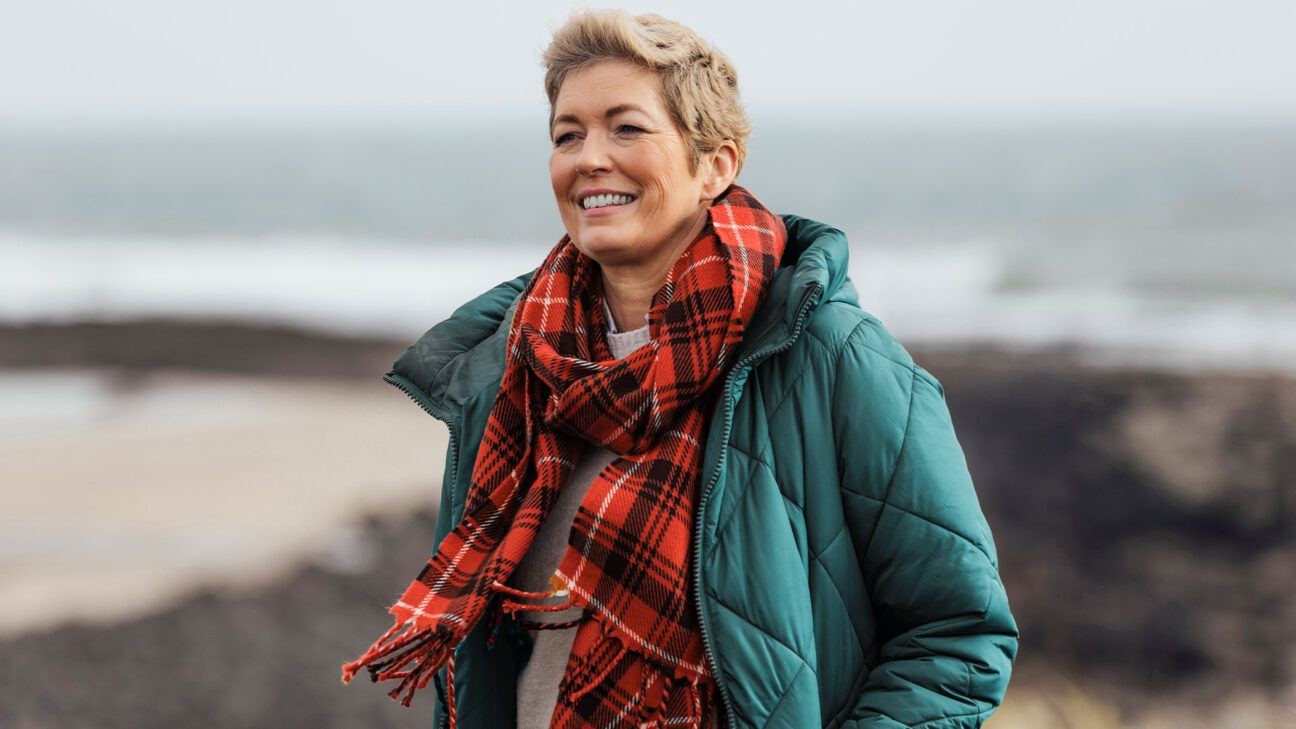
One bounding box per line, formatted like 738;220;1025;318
0;369;448;636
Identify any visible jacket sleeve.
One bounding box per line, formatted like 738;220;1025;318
837;339;1018;728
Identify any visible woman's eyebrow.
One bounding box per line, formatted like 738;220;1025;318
603;103;648;118
551;104;650;132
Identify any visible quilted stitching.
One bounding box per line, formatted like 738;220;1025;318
841;491;994;565
708;334;825;555
853;361;916;566
809;551;866;657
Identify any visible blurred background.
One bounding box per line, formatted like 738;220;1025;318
1;1;1294;727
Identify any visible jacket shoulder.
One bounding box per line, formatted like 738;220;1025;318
802;299;918;376
390;271;532;414
803;299;952;406
770;300;950;502
804;302;995;552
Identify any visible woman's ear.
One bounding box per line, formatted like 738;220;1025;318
699;140;739;200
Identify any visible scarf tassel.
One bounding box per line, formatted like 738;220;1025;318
634;662;714;728
570;638;630;702
340;617;454;707
558;617;713;727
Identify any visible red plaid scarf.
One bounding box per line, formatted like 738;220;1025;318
343;184;786;728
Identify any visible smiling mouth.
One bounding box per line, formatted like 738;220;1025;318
581;193;637;211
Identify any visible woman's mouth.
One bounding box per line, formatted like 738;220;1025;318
580;193;637;217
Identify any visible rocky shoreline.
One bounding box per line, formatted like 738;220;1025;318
931;348;1296;723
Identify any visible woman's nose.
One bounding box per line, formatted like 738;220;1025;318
575;133;611;175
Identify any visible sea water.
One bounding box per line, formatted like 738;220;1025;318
2;120;1293;370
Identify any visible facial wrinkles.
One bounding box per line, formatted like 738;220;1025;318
639;130;702;236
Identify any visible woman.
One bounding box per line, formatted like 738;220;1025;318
344;10;1017;729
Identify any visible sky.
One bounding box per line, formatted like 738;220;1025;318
2;0;1295;125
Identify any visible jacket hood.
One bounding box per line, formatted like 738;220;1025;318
389;213;856;417
738;214;856;358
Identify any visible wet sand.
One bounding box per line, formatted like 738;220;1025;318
0;370;448;636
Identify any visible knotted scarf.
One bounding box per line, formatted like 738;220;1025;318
343;184;786;728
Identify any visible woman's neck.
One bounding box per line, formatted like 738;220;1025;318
599;209;709;331
600;269;657;332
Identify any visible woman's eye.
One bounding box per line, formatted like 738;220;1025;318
553;132;578;146
617;124;645;135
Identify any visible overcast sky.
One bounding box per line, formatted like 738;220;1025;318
3;0;1295;125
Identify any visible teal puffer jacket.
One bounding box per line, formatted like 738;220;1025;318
384;215;1018;728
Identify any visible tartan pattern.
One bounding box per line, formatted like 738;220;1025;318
343;185;786;727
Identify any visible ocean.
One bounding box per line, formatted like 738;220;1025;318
2;119;1293;370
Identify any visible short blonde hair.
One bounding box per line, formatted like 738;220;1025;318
543;10;750;176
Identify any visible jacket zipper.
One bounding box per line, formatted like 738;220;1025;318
383;372;459;729
693;282;823;728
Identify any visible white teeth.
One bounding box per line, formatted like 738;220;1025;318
582;193;634;209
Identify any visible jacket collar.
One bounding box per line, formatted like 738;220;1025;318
732;214;853;364
389;213;853;417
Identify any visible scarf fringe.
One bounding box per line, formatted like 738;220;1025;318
340;616;454;707
566;625;631;702
558;614;714;728
634;654;714;728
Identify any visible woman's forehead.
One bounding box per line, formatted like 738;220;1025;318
553;61;666;120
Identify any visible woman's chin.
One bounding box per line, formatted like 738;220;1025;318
572;235;639;266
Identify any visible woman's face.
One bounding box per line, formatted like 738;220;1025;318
549;59;716;271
